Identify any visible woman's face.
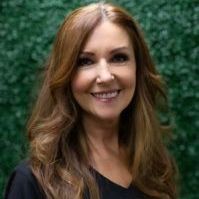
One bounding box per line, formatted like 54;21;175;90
71;21;136;122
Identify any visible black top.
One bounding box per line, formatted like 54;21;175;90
5;161;146;199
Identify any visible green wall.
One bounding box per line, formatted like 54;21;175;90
0;0;198;198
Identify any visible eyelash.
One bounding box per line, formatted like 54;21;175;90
110;53;129;63
77;57;94;67
77;53;129;67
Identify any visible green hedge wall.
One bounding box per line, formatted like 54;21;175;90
0;0;198;198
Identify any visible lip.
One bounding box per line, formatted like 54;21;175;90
90;89;121;102
91;89;121;94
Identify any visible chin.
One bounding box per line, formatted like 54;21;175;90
95;112;121;122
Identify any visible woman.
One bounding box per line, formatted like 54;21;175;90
5;2;178;199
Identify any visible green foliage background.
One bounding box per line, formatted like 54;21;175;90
0;0;198;198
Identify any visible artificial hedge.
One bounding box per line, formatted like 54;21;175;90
0;0;198;198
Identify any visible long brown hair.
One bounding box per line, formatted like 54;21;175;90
27;3;178;199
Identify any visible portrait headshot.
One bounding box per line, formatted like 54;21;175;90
1;1;197;199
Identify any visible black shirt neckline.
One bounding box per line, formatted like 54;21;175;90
90;167;133;191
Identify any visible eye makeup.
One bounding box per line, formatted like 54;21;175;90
76;46;133;68
110;53;129;64
77;57;94;67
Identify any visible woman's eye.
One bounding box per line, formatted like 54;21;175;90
77;57;94;67
111;53;129;63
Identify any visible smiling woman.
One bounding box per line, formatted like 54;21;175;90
5;2;178;199
72;21;136;122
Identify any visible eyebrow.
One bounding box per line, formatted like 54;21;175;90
110;46;130;54
80;46;130;56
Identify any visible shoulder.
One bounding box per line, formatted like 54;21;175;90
11;161;33;178
4;160;45;199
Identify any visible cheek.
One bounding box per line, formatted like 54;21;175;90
71;74;86;105
117;67;136;89
71;76;84;93
128;66;136;86
71;71;93;93
127;71;136;86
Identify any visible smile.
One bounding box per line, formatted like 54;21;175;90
91;90;120;100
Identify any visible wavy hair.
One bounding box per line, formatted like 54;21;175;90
27;2;178;199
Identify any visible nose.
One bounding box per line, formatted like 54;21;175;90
96;60;114;83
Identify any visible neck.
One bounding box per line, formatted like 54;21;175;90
82;114;120;157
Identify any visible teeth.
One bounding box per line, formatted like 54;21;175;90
92;91;119;99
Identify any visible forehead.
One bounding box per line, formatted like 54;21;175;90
82;21;132;51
